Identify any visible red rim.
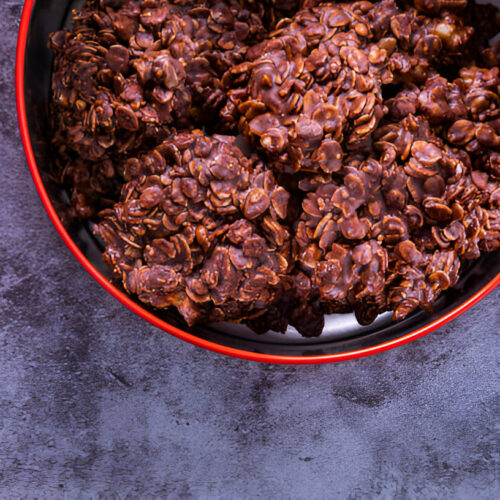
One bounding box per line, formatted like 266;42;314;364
16;0;500;364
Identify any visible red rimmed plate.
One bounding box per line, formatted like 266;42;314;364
16;0;500;364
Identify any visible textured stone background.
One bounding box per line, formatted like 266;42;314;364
1;1;499;498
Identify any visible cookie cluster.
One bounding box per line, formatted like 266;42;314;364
50;0;500;336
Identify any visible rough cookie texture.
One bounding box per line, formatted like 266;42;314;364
222;0;497;174
50;0;264;215
50;0;500;336
222;0;398;174
295;113;499;328
95;131;294;329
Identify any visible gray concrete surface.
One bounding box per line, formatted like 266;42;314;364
1;1;499;498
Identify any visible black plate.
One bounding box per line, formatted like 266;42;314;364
20;0;500;359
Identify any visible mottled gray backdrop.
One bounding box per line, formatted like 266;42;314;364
1;1;499;498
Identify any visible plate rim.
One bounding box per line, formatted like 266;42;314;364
16;0;500;364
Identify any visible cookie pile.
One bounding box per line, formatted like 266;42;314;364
50;0;500;336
